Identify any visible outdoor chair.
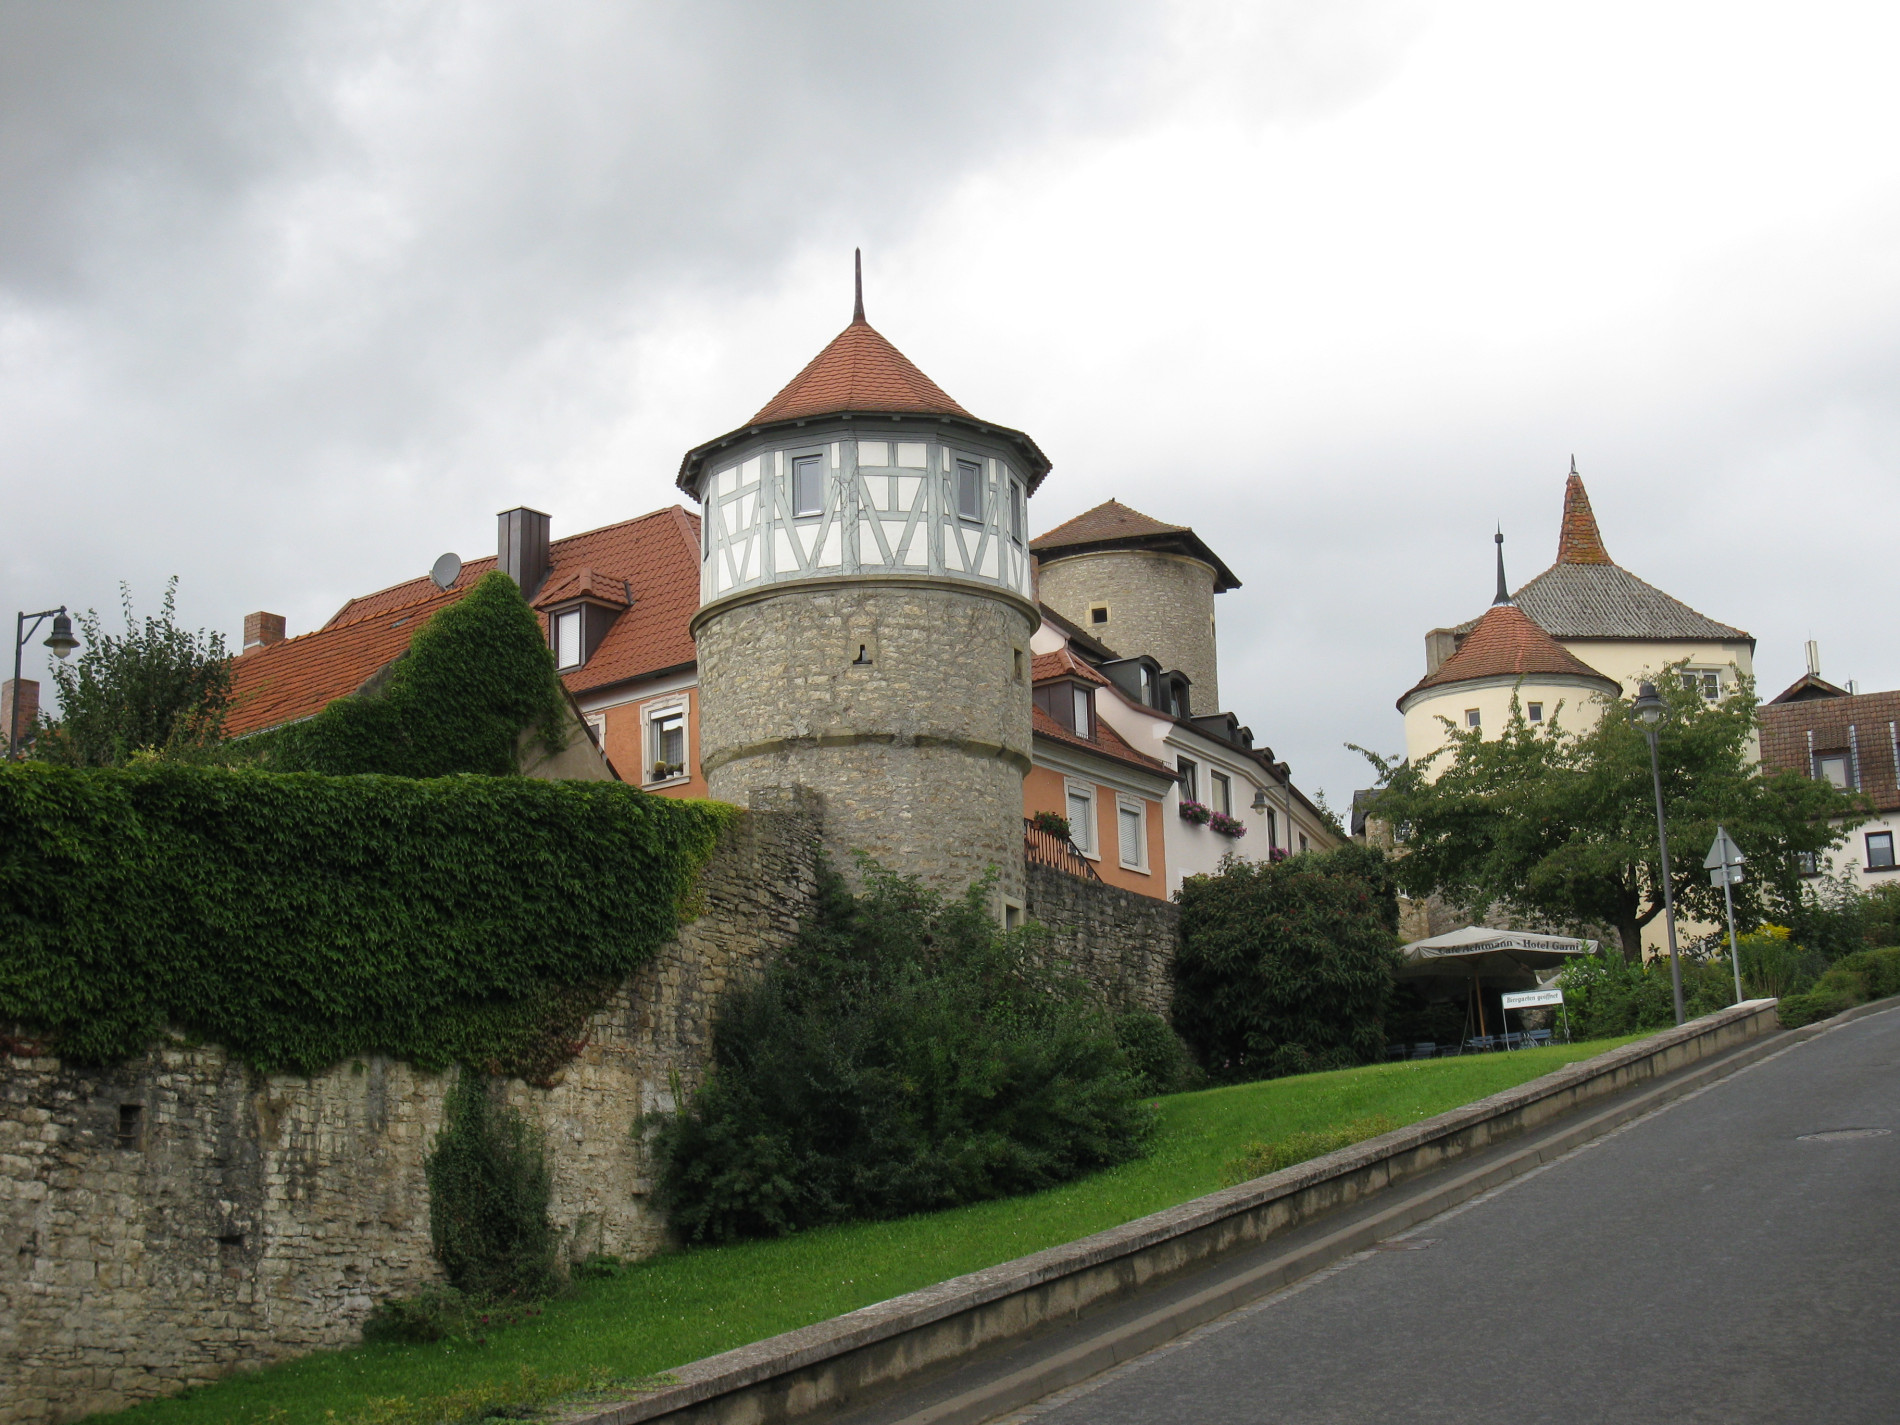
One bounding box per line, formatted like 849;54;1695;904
1411;1042;1436;1060
1467;1035;1497;1053
1386;1043;1409;1061
1502;1032;1525;1051
1527;1029;1553;1047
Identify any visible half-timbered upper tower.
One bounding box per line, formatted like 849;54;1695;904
680;256;1049;910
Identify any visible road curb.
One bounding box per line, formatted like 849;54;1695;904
568;1001;1783;1425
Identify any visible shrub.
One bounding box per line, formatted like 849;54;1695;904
359;1283;549;1344
1733;925;1826;1000
1776;945;1900;1027
426;1074;559;1301
255;572;567;778
1219;1115;1400;1188
1113;1010;1197;1095
650;863;1151;1243
0;760;732;1073
1559;951;1735;1038
1030;810;1072;840
1173;843;1402;1082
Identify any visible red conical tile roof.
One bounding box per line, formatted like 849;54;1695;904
1556;469;1612;565
749;319;971;424
1399;602;1617;710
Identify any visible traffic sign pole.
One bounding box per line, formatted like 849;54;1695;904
1704;826;1747;1006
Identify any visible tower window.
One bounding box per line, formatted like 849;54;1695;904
1009;480;1025;541
1527;702;1544;722
554;609;583;669
956;459;983;522
1465;708;1481;728
1013;648;1024;682
1090;604;1109;626
792;455;824;518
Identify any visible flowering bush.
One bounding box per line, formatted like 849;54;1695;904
1209;811;1247;838
1178;799;1212;825
1268;846;1289;863
1031;810;1073;840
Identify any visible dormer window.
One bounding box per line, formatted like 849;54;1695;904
956;459;983;522
1072;686;1093;737
1033;679;1095;737
554;608;583;669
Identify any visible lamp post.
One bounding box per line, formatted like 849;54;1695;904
10;607;79;760
1630;681;1685;1026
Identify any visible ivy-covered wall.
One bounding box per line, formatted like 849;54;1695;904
0;761;734;1076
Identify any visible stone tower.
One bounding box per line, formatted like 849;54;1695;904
681;258;1048;911
1031;500;1239;715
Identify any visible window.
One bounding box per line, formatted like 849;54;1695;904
117;1104;144;1150
1266;807;1278;849
1299;833;1310;853
1066;785;1096;856
1796;851;1820;877
956;459;983;521
1139;665;1154;704
1012;648;1024;682
1177;757;1198;802
649;708;686;783
584;713;606;749
1090;604;1109;626
1009;480;1025;541
1210;771;1232;815
1118;798;1146;870
792;454;824;517
1527;702;1544;723
1465;708;1481;728
1168;679;1187;717
554;608;583;669
1072;686;1092;736
1815;753;1852;789
1868;831;1896;870
1680;669;1721;700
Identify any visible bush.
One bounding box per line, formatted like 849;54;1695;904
255;572;566;778
1218;1115;1400;1188
1777;946;1900;1027
0;760;732;1073
1030;810;1072;840
1733;925;1826;1000
1173;843;1402;1082
426;1074;560;1301
1559;951;1736;1038
1113;1010;1197;1095
650;864;1151;1243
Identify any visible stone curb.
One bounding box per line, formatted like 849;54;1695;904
567;1000;1782;1425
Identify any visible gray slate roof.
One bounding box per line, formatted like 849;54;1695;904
1454;561;1751;642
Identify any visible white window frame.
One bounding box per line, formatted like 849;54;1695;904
1117;795;1148;872
584;712;606;750
1177;756;1198;803
645;699;689;786
1679;667;1723;701
1064;779;1098;859
1210;770;1232;816
791;452;825;519
1527;702;1544;723
955;457;984;523
554;608;583;669
1465;708;1481;728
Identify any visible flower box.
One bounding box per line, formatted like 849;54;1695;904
1178;799;1213;825
1208;811;1247;838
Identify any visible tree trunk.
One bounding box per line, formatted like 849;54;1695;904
1616;920;1645;964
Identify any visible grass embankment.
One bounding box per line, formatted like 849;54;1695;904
99;1037;1643;1425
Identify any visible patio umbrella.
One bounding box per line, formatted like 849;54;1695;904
1395;926;1598;1037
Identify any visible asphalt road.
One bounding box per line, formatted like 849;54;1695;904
998;1007;1900;1425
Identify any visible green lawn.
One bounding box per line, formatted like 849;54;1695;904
98;1037;1643;1425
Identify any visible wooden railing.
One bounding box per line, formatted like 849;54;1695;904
1023;817;1101;881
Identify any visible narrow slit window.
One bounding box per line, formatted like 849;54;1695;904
1009;480;1025;541
117;1104;143;1149
1072;686;1092;736
792;454;824;517
956;459;983;522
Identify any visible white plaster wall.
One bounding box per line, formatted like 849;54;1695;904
1559;638;1755;697
1402;675;1616;773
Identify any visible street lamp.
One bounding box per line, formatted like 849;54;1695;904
10;607;78;760
1630;681;1685;1026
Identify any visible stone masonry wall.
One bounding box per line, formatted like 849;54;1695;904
0;789;821;1425
1038;550;1221;714
697;580;1035;905
1024;861;1179;1018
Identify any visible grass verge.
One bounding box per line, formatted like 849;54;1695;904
95;1036;1644;1425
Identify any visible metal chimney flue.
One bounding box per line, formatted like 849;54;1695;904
1805;639;1821;678
498;507;551;599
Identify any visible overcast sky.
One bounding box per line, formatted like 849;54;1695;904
5;1;1897;807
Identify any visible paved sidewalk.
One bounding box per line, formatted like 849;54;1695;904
996;1006;1900;1424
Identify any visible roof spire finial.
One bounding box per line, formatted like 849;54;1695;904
1570;453;1578;476
1493;526;1512;605
853;248;865;324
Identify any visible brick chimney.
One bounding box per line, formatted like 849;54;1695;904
243;611;287;653
2;678;40;753
498;507;552;599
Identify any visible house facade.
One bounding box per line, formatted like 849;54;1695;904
1760;668;1900;892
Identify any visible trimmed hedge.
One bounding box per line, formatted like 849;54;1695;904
0;761;733;1073
1777;946;1900;1028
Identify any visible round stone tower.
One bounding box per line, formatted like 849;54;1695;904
1031;500;1239;716
681;259;1048;910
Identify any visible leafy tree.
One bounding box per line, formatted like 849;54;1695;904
651;862;1150;1243
35;579;231;766
1360;672;1862;961
1173;843;1402;1081
425;1073;559;1300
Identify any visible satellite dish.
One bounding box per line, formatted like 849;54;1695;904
430;553;462;590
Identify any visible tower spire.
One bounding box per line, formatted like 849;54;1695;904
853;248;865;324
1493;526;1512;605
1556;459;1613;565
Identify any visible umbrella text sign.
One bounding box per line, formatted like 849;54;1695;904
1501;989;1565;1009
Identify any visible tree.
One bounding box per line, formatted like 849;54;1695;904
1360;672;1863;961
36;579;231;766
1173;843;1402;1081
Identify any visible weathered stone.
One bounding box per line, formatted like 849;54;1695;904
1024;863;1179;1018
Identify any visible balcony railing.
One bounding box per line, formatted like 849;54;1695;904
1024;817;1101;881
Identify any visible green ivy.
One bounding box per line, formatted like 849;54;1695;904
253;571;568;778
0;760;735;1073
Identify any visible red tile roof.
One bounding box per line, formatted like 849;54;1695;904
1399;602;1618;710
1030;500;1241;592
1031;705;1176;779
1760;688;1900;813
531;566;633;612
1032;647;1110;687
749;318;971;425
1556;470;1613;565
227;505;702;737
